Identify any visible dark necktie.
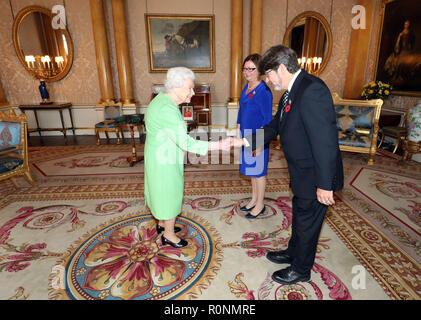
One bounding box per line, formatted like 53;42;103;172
280;90;289;120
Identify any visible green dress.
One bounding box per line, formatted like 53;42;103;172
144;93;209;220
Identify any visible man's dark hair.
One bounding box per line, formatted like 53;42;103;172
242;53;261;69
258;45;300;75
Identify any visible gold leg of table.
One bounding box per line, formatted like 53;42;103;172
127;125;136;166
126;125;143;166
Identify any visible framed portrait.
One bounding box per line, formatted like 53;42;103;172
181;104;194;121
375;0;421;96
145;14;215;72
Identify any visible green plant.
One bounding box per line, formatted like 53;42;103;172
361;80;393;100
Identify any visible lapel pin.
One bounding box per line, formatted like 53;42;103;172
285;99;292;112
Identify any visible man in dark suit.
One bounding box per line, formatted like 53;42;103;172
233;45;344;285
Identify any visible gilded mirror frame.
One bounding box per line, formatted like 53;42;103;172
282;11;332;76
12;5;74;82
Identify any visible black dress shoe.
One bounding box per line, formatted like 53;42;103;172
245;206;265;219
271;267;311;285
161;235;188;248
240;204;255;212
266;250;292;264
156;225;182;234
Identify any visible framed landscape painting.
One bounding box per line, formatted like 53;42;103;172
375;0;421;96
145;14;215;72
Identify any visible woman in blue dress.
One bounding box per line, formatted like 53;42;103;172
236;54;273;219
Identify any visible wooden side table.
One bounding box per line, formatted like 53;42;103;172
18;102;75;138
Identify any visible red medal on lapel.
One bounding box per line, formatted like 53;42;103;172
249;93;253;99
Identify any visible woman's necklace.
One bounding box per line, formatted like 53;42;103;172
246;81;261;93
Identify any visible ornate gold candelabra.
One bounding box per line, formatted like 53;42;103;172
24;55;64;80
298;56;323;75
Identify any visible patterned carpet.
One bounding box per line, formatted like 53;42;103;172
0;143;419;300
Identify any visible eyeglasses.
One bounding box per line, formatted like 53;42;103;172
242;67;256;72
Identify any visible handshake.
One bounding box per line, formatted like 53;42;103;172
208;137;245;151
208;137;261;156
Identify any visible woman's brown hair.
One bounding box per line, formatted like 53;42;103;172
242;53;261;69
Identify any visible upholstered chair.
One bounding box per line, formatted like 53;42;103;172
0;109;36;187
95;102;124;145
332;93;383;165
377;112;407;154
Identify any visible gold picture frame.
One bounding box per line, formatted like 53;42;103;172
374;0;421;96
181;104;194;121
145;14;215;72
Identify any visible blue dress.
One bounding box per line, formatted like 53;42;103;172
237;81;273;177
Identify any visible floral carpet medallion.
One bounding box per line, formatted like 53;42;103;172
49;212;222;300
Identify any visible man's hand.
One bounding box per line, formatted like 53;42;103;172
317;188;335;206
251;147;262;157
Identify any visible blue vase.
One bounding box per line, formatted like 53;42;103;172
39;80;50;103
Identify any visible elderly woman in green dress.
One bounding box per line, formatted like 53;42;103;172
144;67;231;248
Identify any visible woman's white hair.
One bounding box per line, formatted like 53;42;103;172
164;67;195;91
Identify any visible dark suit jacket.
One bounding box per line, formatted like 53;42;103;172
246;70;343;199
